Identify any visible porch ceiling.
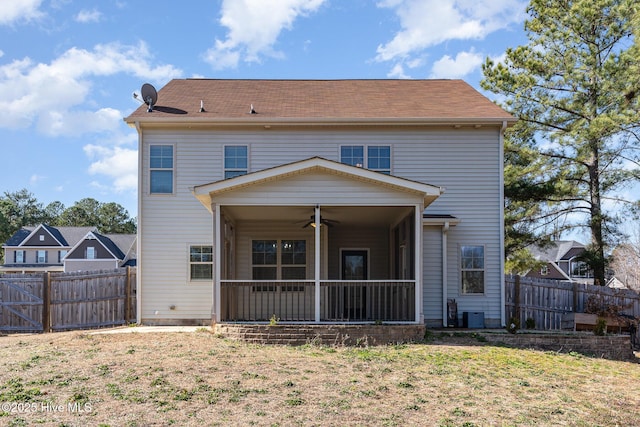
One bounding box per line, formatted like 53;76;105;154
223;205;413;227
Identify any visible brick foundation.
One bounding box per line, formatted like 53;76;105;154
213;324;426;346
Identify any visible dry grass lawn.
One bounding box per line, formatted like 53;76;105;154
0;329;639;426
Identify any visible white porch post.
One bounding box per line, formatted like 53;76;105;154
314;205;321;323
415;204;424;323
213;203;221;324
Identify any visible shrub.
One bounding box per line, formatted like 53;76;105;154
593;317;607;336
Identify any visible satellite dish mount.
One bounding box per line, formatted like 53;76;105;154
140;83;158;113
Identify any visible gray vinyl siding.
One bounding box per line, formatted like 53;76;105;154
422;226;443;326
139;126;503;324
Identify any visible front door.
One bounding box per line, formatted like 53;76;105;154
341;250;367;319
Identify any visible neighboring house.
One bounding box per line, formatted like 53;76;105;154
525;240;595;284
63;231;137;272
125;79;516;327
1;224;136;273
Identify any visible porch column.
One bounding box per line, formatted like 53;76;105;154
213;203;221;324
314;205;321;323
414;204;424;323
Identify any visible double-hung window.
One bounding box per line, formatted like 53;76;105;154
15;250;25;263
251;239;307;291
340;145;391;174
36;250;47;264
150;145;174;194
86;247;96;259
224;146;248;179
460;245;484;294
190;245;213;280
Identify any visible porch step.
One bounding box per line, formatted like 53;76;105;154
213;324;426;346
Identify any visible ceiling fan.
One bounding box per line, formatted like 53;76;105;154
299;213;340;228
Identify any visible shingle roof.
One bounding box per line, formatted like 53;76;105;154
125;79;515;123
528;240;585;262
3;227;34;246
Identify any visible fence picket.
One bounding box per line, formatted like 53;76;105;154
1;268;136;333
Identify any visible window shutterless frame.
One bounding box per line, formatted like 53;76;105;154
223;145;249;179
459;244;485;294
339;144;392;174
149;144;175;194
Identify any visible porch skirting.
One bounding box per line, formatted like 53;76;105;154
213;323;426;346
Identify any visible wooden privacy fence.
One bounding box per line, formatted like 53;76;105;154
505;275;640;331
0;267;136;333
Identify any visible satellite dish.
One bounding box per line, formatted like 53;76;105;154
140;83;158;112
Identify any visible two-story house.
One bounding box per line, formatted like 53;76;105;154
1;224;136;273
125;79;515;328
525;240;595;284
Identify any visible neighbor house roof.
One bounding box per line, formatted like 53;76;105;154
528;241;586;263
2;225;97;247
125;79;516;125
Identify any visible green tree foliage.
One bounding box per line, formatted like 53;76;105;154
482;0;640;284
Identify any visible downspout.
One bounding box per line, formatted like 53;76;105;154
442;221;450;327
499;120;507;327
134;121;143;325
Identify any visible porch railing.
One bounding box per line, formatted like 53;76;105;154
220;280;415;322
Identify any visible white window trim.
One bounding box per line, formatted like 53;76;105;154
15;250;25;264
459;244;486;295
86;246;96;260
338;144;392;174
223;144;250;179
149;143;176;195
188;244;214;282
36;250;47;264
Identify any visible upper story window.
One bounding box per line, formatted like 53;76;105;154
571;261;592;278
15;250;25;263
460;245;484;294
150;145;174;194
39;235;45;241
540;265;549;275
36;250;47;264
224;145;248;179
58;250;67;263
86;247;96;259
340;145;391;174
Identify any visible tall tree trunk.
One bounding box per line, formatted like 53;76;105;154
588;155;606;286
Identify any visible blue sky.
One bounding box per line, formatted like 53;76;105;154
0;0;529;218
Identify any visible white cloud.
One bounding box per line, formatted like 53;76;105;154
375;0;526;64
84;144;138;193
430;50;483;78
387;63;411;79
0;42;182;135
0;50;4;58
204;0;326;69
29;174;46;185
0;0;43;25
75;9;102;23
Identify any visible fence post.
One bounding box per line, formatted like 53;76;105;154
42;272;51;333
514;275;521;323
125;266;132;324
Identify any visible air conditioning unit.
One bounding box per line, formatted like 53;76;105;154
463;312;485;328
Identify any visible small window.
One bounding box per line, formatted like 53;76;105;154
39;235;45;241
224;145;248;179
190;245;213;280
540;265;549;276
340;146;364;168
150;145;174;194
15;250;25;263
36;250;47;264
58;250;67;263
86;247;96;259
460;245;484;294
367;146;391;174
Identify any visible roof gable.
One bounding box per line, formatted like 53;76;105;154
64;232;134;261
125;79;515;125
22;224;65;247
193;157;442;210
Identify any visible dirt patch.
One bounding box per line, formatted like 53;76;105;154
1;330;639;426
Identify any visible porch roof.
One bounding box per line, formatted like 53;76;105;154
192;157;443;211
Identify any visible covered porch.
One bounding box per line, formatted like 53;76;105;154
193;158;442;324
